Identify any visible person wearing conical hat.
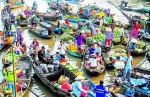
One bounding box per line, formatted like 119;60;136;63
3;65;22;97
72;75;88;97
104;27;112;46
129;38;137;50
16;26;23;45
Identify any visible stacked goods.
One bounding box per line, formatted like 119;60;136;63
114;27;120;38
61;26;74;34
87;32;105;45
14;2;22;5
105;49;126;64
61;34;75;41
65;15;79;20
67;43;78;53
4;51;21;63
61;62;83;76
134;40;146;52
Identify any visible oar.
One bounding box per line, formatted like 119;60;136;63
18;81;39;97
135;58;148;68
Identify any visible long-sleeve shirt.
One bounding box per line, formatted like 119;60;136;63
38;50;45;61
16;30;23;41
89;48;95;55
104;31;112;39
125;88;134;97
76;35;86;46
73;81;87;97
94;85;109;97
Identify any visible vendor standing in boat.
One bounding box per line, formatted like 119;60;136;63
4;19;11;36
57;40;66;58
48;26;54;36
120;24;125;44
122;51;134;83
16;26;23;45
76;32;86;52
3;66;22;97
32;1;37;13
104;27;112;46
130;21;141;39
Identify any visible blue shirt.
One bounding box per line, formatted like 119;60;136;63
124;56;133;69
89;48;95;55
129;42;136;50
45;51;51;59
94;85;109;97
95;47;101;54
33;2;37;7
125;88;134;97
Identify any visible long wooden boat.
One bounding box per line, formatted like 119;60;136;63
115;68;150;97
43;15;60;21
0;54;33;97
78;14;90;20
83;53;106;75
2;44;27;66
28;27;53;39
17;19;28;27
10;3;24;9
66;48;83;58
125;40;147;56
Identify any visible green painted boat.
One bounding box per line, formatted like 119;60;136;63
66;48;83;58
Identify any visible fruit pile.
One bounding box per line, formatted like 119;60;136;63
61;33;75;42
61;62;83;76
65;14;79;20
147;46;150;56
129;40;146;52
114;27;120;38
112;37;127;43
61;26;74;34
105;49;126;63
67;43;78;53
87;32;105;45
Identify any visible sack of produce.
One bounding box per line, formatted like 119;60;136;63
58;75;70;85
61;82;71;92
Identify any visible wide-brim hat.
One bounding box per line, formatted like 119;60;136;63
6;65;13;71
131;39;137;43
106;27;112;32
17;26;21;29
47;48;51;52
75;75;85;80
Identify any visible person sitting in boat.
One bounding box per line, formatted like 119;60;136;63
57;18;66;28
78;20;85;30
24;8;30;18
4;35;12;46
125;84;135;97
87;22;97;35
104;27;112;46
95;43;101;55
121;0;128;7
48;26;54;36
38;46;46;63
64;18;70;26
73;75;89;97
87;54;99;69
129;39;137;50
30;40;36;49
45;48;52;62
14;42;24;54
55;10;60;16
31;17;37;28
89;44;95;56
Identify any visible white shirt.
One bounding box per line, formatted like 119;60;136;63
58;44;66;55
59;20;66;25
87;58;99;67
120;28;125;36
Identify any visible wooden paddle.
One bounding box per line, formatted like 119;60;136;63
18;81;39;97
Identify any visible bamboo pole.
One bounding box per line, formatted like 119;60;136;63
12;47;17;97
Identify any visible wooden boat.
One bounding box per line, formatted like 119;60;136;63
103;48;126;70
112;38;128;45
2;44;27;66
83;53;106;75
10;2;24;9
115;69;150;97
17;19;28;27
78;14;90;19
66;48;83;58
0;54;33;97
43;14;60;21
125;40;147;56
28;27;53;39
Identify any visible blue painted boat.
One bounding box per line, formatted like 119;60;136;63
66;48;83;58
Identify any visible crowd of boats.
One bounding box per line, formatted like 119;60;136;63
0;0;150;97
